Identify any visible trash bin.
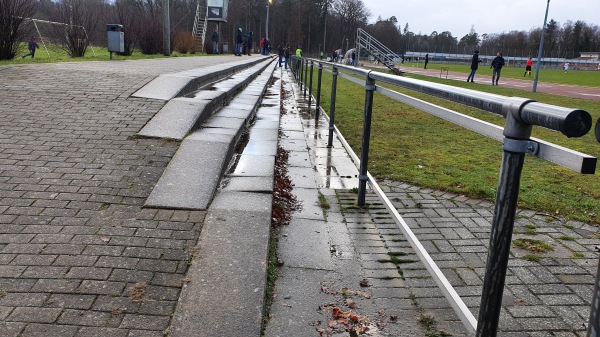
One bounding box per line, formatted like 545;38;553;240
106;24;124;54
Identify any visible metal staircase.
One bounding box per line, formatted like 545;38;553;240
356;28;403;75
192;0;208;53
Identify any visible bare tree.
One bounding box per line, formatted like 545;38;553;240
0;0;37;59
45;0;107;57
332;0;369;49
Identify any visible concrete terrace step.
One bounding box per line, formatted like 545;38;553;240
169;70;283;337
132;56;266;101
144;61;277;210
136;58;274;140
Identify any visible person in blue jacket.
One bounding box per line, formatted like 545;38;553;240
466;50;482;83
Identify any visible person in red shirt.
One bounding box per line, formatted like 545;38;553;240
524;57;533;77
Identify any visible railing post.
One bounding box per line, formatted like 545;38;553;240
476;98;535;337
327;66;338;147
315;63;323;125
304;59;309;98
299;58;304;88
308;61;314;108
357;73;376;206
586;246;600;337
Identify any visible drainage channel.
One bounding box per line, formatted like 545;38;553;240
220;73;280;185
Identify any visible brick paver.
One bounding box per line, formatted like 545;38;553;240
337;182;599;336
0;56;241;335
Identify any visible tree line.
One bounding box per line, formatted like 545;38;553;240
1;0;599;60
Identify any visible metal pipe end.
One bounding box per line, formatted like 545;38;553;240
562;109;592;138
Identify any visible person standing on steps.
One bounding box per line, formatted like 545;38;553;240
284;44;291;69
490;52;505;85
235;28;243;56
211;28;219;54
424;53;429;69
524;57;533;77
246;31;253;55
466;50;481;82
278;44;284;67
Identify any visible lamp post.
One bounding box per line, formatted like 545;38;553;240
266;0;272;43
533;0;550;92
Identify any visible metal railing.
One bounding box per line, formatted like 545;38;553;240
356;28;402;75
289;55;599;337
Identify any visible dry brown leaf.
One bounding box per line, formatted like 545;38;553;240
359;279;370;287
180;278;192;284
128;282;148;302
345;298;358;309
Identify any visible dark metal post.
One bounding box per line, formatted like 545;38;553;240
308;61;314;108
327;66;338;147
357;74;376;206
315;63;323;124
299;59;303;88
476;98;534;337
304;60;309;98
586;246;600;337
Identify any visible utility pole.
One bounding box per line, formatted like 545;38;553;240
163;0;170;56
533;0;550;92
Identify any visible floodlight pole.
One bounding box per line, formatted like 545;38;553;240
163;0;171;56
532;0;550;92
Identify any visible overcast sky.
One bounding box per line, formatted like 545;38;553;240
360;0;600;38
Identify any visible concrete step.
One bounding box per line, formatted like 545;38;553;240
144;60;277;210
137;58;274;140
132;57;266;101
169;69;283;337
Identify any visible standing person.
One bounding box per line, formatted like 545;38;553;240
211;28;219;54
278;44;284;67
490;52;505;85
260;38;265;55
22;37;39;59
564;62;569;73
295;45;302;72
524;57;533;77
246;32;253;55
351;50;356;66
320;50;324;60
284;44;290;69
466;50;482;83
332;50;337;63
424;53;429;69
235;28;243;56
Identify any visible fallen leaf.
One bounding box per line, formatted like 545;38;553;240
377;320;388;330
390;315;398;321
359;279;370;287
180;278;192;284
100;237;110;243
345;299;358;309
354;290;371;299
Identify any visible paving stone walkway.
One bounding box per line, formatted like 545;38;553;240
0;56;242;337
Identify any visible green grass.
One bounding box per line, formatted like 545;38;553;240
513;238;554;253
522;254;541;262
0;43;207;65
399;62;600;88
314;66;600;225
